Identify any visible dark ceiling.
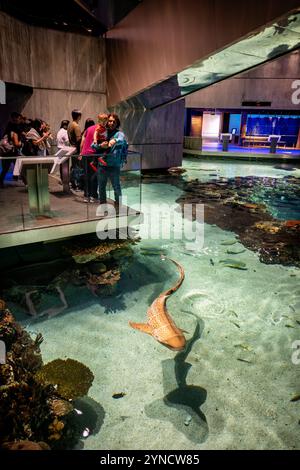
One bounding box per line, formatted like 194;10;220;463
0;0;142;36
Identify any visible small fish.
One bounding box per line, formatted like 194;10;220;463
112;392;126;399
140;246;164;252
285;324;295;328
210;258;215;266
234;344;253;352
226;249;246;255
231;321;241;329
140;249;164;256
183;251;197;258
237;358;252;364
221;240;237;246
290;394;300;402
219;259;247;270
229;310;239;318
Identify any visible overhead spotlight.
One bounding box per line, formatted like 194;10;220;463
87;29;92;33
63;22;68;26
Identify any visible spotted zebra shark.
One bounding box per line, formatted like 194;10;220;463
129;257;187;351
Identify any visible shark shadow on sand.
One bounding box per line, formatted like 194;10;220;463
145;316;209;444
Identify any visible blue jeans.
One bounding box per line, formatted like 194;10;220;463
98;166;122;203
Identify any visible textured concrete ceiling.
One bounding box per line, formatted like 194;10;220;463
0;0;142;36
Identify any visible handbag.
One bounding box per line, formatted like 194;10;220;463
0;135;14;155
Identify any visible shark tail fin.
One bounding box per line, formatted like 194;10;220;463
129;321;152;336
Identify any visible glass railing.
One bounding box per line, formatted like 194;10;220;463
0;150;142;244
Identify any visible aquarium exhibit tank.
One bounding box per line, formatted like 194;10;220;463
1;156;300;452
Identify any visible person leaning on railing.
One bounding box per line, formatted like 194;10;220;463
24;119;52;156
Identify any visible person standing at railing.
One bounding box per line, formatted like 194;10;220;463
67;109;82;190
25;119;51;156
79;117;99;203
92;113;109;166
56;120;70;184
0;114;23;187
67;109;82;153
57;120;70;149
92;113;128;207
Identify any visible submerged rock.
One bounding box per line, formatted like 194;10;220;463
67;239;136;263
111;246;134;260
176;175;300;268
88;262;107;274
1;440;50;450
72;253;98;264
50;399;74;417
86;269;121;288
254;221;282;234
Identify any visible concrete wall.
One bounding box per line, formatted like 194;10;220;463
106;0;299;168
185;50;300;110
113;98;185;169
106;0;300;106
0;12;106;132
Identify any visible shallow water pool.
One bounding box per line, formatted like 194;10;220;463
8;157;300;450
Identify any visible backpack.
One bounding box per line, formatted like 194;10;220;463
120;140;128;166
0;135;14;156
70;166;85;190
22;139;39;156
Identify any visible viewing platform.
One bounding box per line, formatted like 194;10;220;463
183;141;300;162
0;152;142;249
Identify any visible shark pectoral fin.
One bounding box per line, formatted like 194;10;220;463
129;321;153;336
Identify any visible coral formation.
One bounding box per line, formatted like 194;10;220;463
2;236;138;315
1;440;50;450
63;238;136;296
0;308;94;449
66;238;135;262
176;175;300;267
36;358;94;400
